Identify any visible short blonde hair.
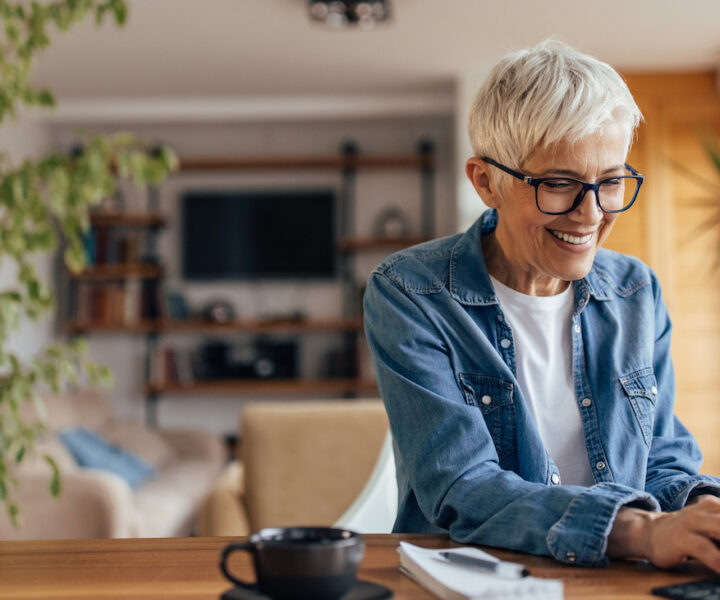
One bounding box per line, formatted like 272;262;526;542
468;40;642;183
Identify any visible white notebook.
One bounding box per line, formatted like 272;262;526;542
397;542;564;600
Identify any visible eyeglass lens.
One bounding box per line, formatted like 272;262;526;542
537;175;641;214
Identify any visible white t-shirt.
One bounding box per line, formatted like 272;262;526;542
490;276;595;487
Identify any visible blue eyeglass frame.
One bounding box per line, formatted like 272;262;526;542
481;156;645;215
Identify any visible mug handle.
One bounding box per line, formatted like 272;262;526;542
219;542;258;590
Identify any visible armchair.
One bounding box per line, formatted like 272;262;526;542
195;399;397;536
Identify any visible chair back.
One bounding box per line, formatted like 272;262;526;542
333;430;397;533
241;400;389;531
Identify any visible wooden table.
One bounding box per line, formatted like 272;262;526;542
0;533;715;599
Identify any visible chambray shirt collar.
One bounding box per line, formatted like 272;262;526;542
448;209;613;306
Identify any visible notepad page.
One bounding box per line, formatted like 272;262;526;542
397;542;564;600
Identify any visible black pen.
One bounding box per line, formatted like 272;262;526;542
439;551;531;578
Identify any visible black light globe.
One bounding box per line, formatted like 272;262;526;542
308;0;391;29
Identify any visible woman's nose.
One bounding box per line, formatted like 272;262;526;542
571;188;604;223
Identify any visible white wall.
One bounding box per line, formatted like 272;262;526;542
49;114;455;433
455;70;493;230
0;77;485;435
0;112;54;360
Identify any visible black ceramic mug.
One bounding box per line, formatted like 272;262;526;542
219;526;365;600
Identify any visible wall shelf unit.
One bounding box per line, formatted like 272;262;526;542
177;154;432;171
147;378;379;396
68;317;364;335
89;212;166;227
69;263;163;280
337;237;430;252
64;139;435;427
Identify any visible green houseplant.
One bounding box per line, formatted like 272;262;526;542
0;0;177;524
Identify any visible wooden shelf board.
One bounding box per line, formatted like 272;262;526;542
68;321;156;334
178;154;433;172
147;378;378;396
90;212;166;227
155;317;364;334
69;263;163;280
67;318;363;335
338;236;429;251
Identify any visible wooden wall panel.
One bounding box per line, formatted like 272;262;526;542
602;120;648;262
618;73;720;475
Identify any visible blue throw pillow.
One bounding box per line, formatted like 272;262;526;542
59;427;155;489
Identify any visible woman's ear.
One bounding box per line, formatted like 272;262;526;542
465;157;500;209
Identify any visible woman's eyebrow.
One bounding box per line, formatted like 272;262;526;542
532;164;626;178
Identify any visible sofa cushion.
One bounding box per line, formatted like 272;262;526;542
22;390;114;431
59;428;155;489
101;419;175;469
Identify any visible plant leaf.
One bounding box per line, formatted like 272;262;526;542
44;455;61;497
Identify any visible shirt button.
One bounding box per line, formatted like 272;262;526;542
566;552;577;563
574;324;581;333
481;395;492;406
581;398;592;407
651;385;658;395
551;473;560;485
596;461;606;471
500;338;511;349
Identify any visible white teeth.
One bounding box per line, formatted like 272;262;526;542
550;230;592;245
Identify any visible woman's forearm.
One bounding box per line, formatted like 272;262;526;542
606;506;659;560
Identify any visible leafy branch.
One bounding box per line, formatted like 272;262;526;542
0;0;178;524
0;0;127;122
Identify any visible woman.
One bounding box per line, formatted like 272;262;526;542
363;40;720;570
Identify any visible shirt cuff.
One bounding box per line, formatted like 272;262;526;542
546;483;660;566
658;475;720;510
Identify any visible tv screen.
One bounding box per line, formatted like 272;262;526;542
181;189;337;280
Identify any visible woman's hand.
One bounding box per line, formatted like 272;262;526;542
608;496;720;572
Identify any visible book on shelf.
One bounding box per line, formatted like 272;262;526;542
81;226;145;266
72;279;146;324
71;281;192;326
124;278;142;323
150;346;196;386
159;289;190;320
82;228;96;265
397;542;563;600
174;350;195;385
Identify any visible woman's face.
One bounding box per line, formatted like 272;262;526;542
473;120;628;296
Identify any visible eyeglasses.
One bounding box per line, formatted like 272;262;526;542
481;157;644;215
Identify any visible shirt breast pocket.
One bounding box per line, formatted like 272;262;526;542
458;373;516;459
619;367;658;447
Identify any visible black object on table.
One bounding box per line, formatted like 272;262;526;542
652;576;720;599
220;579;393;600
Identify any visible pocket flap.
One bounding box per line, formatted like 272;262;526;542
619;367;658;403
458;373;514;414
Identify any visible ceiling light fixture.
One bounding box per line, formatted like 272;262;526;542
308;0;391;29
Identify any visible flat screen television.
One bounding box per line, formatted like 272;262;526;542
181;188;337;280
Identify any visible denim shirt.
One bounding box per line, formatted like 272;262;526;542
363;209;720;566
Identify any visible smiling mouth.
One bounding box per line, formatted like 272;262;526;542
549;229;593;245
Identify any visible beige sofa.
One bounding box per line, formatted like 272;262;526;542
0;389;226;540
195;399;392;536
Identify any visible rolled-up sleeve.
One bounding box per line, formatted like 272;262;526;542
643;272;720;509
